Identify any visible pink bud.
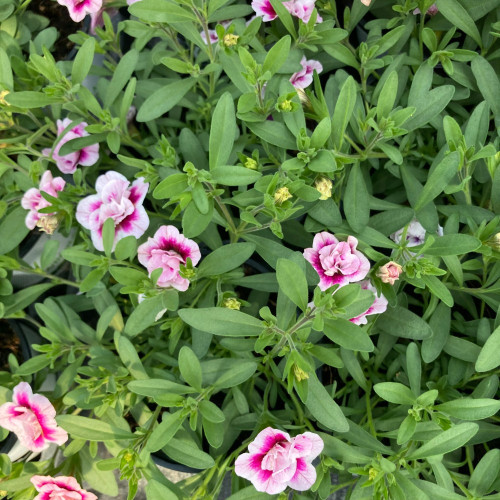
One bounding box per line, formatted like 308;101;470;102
376;261;403;285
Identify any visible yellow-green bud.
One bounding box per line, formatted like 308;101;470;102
274;187;292;204
223;34;239;47
244;157;258;170
0;90;9;106
293;365;309;381
36;215;60;235
315;177;332;200
368;468;377;481
223;298;241;310
279;99;293;112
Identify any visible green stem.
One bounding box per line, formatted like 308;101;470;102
18;267;80;289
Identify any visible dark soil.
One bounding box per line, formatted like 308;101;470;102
0;321;22;371
29;0;83;60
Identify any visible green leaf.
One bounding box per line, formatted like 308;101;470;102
262;36;290;76
178;346;202;390
226;487;270;500
421;275;454;307
435;0;482;47
114;236;137;261
323;318;374;352
404;86;455;131
124;293;172;337
444;336;481;363
319;433;372;464
332;76;357;149
129;0;196;22
422;302;450;363
199;400;225;422
423;233;482;256
146;411;185;452
0;48;13;89
102;218;115;257
71;37;95;85
377;71;398;120
406;343;421;396
211;166;262;186
128;379;197;396
407;423;479;459
209;92;236;170
1;283;54;317
16;354;51;376
374;382;416;405
179;308;263;337
415;152;460;210
268;0;296;37
212;361;257;389
471;57;500;117
182;201;213;238
116;334;148;380
476;325;500;372
5;91;63;107
56;415;134;441
153;174;189;200
305;373;349;432
376;306;433;340
397;415;417;445
276;258;309;312
0;206;30;255
104;50;140;108
59;133;106;156
137;78;196;122
162;437;215;469
146;479;178;500
344;166;369;232
247;121;297;150
109;267;147;286
435;398;500;421
468;449;500;497
310;118;332;150
198;243;255;277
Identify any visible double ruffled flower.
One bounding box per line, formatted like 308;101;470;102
42;119;99;174
235;427;324;494
0;382;68;453
303;232;370;291
31;475;97;500
57;0;102;23
252;0;322;24
138;225;201;291
76;171;149;252
21;171;65;231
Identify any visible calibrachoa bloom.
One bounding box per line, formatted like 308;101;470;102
283;0;322;23
31;476;97;500
290;57;323;89
0;382;68;452
251;0;278;21
350;280;388;325
21;171;65;230
235;427;324;494
138;225;201;291
304;232;370;291
414;3;438;15
76;171;149;252
377;261;403;285
42;118;99;174
57;0;102;23
360;0;371;5
390;219;443;247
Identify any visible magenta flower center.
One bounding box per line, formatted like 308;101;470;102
319;242;360;276
261;441;291;472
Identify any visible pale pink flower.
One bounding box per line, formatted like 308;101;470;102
31;475;97;500
290;56;323;89
390;219;443;248
376;261;403;285
21;171;66;230
137;225;201;291
89;6;118;34
252;0;277;21
303;232;370;291
0;382;68;453
349;280;388;325
57;0;102;23
413;3;438;15
235;427;324;494
360;0;371;5
200;29;219;44
76;171;149;252
42;119;99;174
283;0;322;23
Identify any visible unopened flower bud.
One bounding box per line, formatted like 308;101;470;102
244;157;258;170
36;215;60;235
279;99;293;112
223;298;241;310
295;88;311;107
274;187;292;205
223;34;239;47
0;90;9;106
293;365;309;381
315;177;332;200
368;468;377;481
376;261;403;285
123;452;134;463
487;232;500;251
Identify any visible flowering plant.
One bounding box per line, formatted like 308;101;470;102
0;0;500;499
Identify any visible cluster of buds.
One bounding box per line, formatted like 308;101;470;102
223;297;241;310
223;33;239;47
315;177;332;200
274;187;292;205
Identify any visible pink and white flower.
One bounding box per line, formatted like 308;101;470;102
200;29;219;44
235;427;323;494
283;0;322;23
76;171;149;252
251;0;277;21
413;3;438;15
304;232;370;291
349;280;388;325
21;171;65;230
137;225;201;291
57;0;102;23
390;219;443;248
290;56;323;89
42;119;99;174
0;382;68;453
31;475;97;500
89;6;118;34
360;0;372;5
